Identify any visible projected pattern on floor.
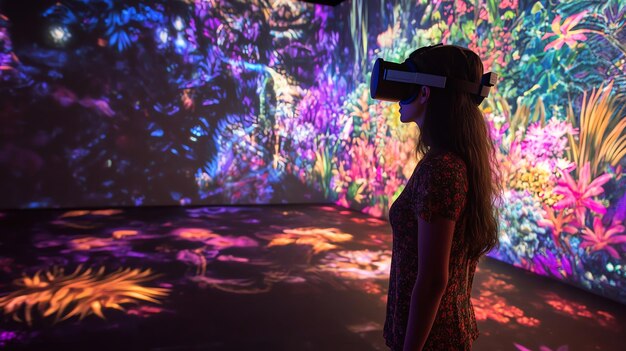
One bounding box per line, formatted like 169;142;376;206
1;206;624;350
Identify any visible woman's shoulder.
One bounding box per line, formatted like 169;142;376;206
421;149;466;173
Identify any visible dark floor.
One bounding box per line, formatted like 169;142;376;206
0;205;624;350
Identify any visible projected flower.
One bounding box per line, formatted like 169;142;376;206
112;230;138;239
68;236;122;251
542;11;589;51
580;216;626;259
347;217;387;226
511;164;554;202
48;24;71;45
531;248;573;279
259;227;353;254
537;206;578;249
471;275;540;327
172;228;218;241
0;266;168;325
126;305;165;318
486;116;508;145
542;292;617;329
204;235;259;250
316;250;391;280
502;119;578;206
522;120;576;161
90;209;124;216
103;6;157;52
59;209;123;219
173;228;259;251
514;344;569;351
553;163;612;226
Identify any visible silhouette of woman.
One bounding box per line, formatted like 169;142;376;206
382;44;501;351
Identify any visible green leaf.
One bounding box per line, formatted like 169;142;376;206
531;2;544;15
503;10;516;21
347;181;364;203
450;23;460;39
392;185;405;202
430;25;443;41
432;10;441;22
461;20;476;37
421;4;432;26
487;0;499;24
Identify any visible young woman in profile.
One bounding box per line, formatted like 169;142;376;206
383;44;501;351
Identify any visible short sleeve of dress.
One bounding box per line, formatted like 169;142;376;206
413;153;468;223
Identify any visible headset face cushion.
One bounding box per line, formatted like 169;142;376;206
370;58;419;102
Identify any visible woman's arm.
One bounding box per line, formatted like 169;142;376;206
402;215;455;351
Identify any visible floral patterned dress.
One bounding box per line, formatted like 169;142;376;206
383;150;479;351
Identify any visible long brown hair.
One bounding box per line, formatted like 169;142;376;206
410;45;501;260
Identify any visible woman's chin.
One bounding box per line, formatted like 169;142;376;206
399;115;412;124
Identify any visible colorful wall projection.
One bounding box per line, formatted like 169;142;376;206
341;0;626;305
0;1;625;303
0;0;350;208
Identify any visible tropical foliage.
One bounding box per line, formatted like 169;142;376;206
336;0;626;304
0;266;168;325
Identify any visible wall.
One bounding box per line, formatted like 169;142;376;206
0;0;350;208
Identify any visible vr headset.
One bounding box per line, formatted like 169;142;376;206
370;44;497;105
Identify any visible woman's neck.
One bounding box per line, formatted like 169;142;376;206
428;146;448;154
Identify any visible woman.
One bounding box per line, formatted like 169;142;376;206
383;44;501;351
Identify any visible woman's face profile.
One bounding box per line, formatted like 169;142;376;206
398;86;429;128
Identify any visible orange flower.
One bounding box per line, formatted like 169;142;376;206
537;206;578;249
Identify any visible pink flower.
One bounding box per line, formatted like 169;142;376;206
542;11;590;51
553;163;612;225
499;0;518;10
555;158;576;174
522;119;576;161
479;8;489;21
580;216;626;259
455;0;473;14
486;118;508;144
514;343;569;351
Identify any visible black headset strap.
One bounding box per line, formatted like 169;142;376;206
446;77;493;97
406;43;497;98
